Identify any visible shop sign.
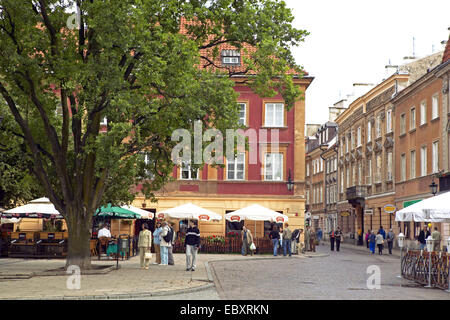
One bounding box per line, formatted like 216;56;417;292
364;209;373;215
383;204;396;214
340;211;350;217
275;216;285;223
157;213;165;219
198;214;210;221
230;215;241;222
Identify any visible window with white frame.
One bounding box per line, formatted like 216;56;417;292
237;103;246;126
375;154;382;183
357;127;361;147
340;170;344;192
400;154;406;182
340;139;343;154
420;101;426;125
265;103;284;127
306;163;310;177
432;94;439;120
367;121;372;142
346;166;350;188
387;152;393;181
410;107;416;130
386;109;392;133
140;152;155;179
180;162;199;180
376;115;381;138
264;153;283;181
432;141;439;173
420;146;427;177
400;113;406;135
320;158;323;172
410;150;416;179
306;189;310;205
346;136;349;153
227;153;245;180
352;165;356;186
100;116;108;125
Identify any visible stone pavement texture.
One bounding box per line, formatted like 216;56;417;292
0;252;311;300
210;245;450;300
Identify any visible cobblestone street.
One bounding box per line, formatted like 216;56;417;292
210;245;450;300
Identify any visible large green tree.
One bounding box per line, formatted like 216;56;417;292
0;0;308;269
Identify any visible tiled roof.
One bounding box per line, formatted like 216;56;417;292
179;18;307;77
443;36;450;64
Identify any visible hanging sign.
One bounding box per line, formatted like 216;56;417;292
383;204;396;214
340;211;351;217
198;214;210;221
364;209;373;215
230;215;241;222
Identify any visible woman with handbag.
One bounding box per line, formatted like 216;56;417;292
138;223;152;269
376;231;384;255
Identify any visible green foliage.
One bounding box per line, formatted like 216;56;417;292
0;0;308;220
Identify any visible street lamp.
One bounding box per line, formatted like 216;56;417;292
286;169;294;191
397;233;405;279
429;181;438;196
425;235;434;288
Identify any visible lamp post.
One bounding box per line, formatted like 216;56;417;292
398;233;405;279
425;235;434;288
446;237;450;293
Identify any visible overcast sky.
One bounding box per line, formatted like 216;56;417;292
284;0;450;125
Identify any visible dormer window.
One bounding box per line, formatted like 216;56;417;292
221;50;241;66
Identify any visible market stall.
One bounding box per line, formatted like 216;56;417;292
2;198;67;258
94;204;142;260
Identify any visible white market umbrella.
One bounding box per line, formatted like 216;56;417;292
225;204;288;223
156;203;222;221
395;191;450;222
121;205;154;219
3;197;62;218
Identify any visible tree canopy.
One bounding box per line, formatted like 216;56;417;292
0;0;308;268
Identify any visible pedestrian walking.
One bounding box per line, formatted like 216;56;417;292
357;228;363;246
317;228;323;246
335;227;343;252
278;226;283;254
369;231;376;254
418;225;430;251
309;228;316;252
167;221;176;265
159;221;172;265
365;229;371;249
378;226;386;240
329;228;335;251
185;220;200;271
432;227;441;251
376;231;384;255
282;223;292;257
386;229;395;254
269;225;280;256
241;226;254;256
152;221;162;264
305;226;311;252
291;228;301;254
138;223;152;269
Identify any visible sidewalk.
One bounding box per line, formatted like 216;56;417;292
0;252;323;300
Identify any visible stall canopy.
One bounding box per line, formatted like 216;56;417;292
95;204;141;219
156;203;222;221
225;204;288;223
395;191;450;222
121;205;154;219
2;197;63;218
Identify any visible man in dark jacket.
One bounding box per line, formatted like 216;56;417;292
329;228;336;251
269;225;280;256
418;225;431;251
185;220;200;271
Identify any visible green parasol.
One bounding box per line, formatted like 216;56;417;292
95;204;141;219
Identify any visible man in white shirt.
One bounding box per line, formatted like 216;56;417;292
98;225;111;238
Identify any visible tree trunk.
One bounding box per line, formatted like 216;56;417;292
65;208;92;270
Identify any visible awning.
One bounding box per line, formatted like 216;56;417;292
156;203;222;221
2;197;63;218
225;204;288;223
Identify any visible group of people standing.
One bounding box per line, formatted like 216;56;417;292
138;220;200;271
267;223;301;256
365;226;395;255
